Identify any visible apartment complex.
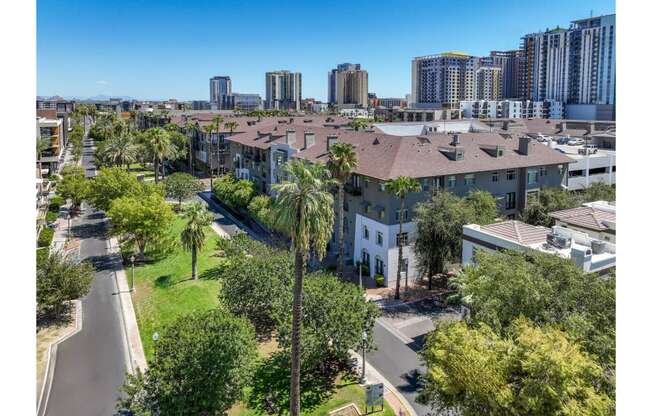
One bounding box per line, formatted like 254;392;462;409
460;99;563;119
489;50;523;99
36;117;65;175
209;76;232;109
411;52;503;108
172;114;572;285
265;70;301;111
520;14;615;107
328;63;369;108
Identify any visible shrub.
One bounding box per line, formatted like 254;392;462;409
49;196;64;211
212;174;256;209
46;210;59;223
37;250;94;318
374;274;385;287
38;227;54;248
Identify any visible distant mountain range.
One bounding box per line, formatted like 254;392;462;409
38;94;137;101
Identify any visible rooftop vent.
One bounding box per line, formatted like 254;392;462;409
373;138;380;145
451;134;461;146
518;136;532;155
286;129;296;146
546;233;571;249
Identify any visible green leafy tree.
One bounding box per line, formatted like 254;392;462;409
419;319;613;416
37;250;94;318
523;187;579;226
87;167;143;212
413;191;474;289
271;159;335;416
117;309;257;416
107;193;174;259
465;190;498;225
57;166;89;213
386;176;421;299
212;174;256;208
165;172;204;210
327;142;358;276
180;202;213;280
576;182;616;203
451;249;615;369
350;117;369;131
247;194;279;231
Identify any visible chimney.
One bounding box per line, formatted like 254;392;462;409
502;120;510;131
286;129;296;146
304;131;315;149
450;134;460;146
518;136;532;155
326;134;338;151
289;117;294;124
257;130;261;137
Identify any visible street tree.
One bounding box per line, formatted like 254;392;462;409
451;249;616;369
465;190;498;225
413;191;474;289
180;202;213;280
117;309;257;416
272;159;335;416
37;250;94;319
143;127;173;183
386;176;421;299
522;187;579;226
327;142;358;277
419;319;613;416
57;166;89;213
107;193;174;260
101;133;138;169
87;167;143;212
165;172;204;210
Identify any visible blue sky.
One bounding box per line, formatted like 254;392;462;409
37;0;614;101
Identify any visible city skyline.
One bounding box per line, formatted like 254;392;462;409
37;0;614;101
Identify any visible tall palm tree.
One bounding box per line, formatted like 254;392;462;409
104;134;137;169
212;115;225;175
145;127;173;183
272;159;335;416
180;202;213;280
202;123;216;189
183;117;197;176
386;176;421;300
326;142;358;277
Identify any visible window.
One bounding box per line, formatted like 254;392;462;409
364;204;370;214
506;170;515;181
396;232;408;246
375;256;385;277
361;249;370;265
421;179;430;192
612;166;616;172
589;167;608;175
527;169;538;184
492;172;499;182
558;164;565;176
364;178;370;188
378;208;385;219
363;225;369;240
506;192;516;210
464;174;475;186
395;209;408;222
497;148;504;157
376;231;383;246
569;169;585;177
539;167;547;177
378;182;386;192
447;175;456;188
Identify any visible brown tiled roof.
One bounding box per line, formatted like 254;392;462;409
549;206;616;231
479;221;549;245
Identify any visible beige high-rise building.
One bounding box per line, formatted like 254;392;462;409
336;69;368;107
265;70;301;111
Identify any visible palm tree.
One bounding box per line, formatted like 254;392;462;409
202;123;216;189
386;176;421;300
212;115;225;175
144;127;173;183
326;142;358;277
180;202;213;280
350;117;369;131
183;117;197;176
272;159;335;416
103;134;137;169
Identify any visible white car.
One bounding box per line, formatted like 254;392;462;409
535;133;552;142
566;138;584;146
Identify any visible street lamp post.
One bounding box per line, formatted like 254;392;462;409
130;255;136;293
359;262;363;290
66;212;71;242
360;330;368;384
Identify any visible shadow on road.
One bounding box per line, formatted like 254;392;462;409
397;369;424;394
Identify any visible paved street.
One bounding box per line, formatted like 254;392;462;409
41;130;129;416
366;299;461;416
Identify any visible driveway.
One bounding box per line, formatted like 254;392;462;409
366;299;461;416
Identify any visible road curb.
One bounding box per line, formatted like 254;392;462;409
36;299;83;416
108;236;148;373
350;350;418;416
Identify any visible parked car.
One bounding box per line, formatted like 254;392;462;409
536;133;552;142
557;136;570;144
567;138;584;146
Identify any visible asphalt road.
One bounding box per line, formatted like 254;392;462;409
42;128;129;415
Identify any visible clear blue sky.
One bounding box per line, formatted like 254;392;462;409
37;0;614;101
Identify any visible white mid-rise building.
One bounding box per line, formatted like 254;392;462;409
460;100;563;119
551;143;615;190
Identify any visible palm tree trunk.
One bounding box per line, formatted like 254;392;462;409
290;247;305;416
208;135;213;190
188;136;193;175
191;246;197;280
216;129;221;176
154;157;159;183
337;184;345;277
394;198;404;300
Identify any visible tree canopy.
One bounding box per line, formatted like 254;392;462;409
57;165;89;212
212;174;257;209
117;309;257;416
165;172;204;209
87;167;144;212
419;319;613;416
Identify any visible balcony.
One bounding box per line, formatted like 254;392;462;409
344;183;362;196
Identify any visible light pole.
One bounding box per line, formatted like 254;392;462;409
360;330;368;384
66;212;71;242
359;262;363;290
130;255;136;293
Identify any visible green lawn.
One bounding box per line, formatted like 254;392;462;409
130;216;224;359
127;163;155;180
229;383;395;416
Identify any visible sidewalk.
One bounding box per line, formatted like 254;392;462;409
107;236;148;372
350;350;417;416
